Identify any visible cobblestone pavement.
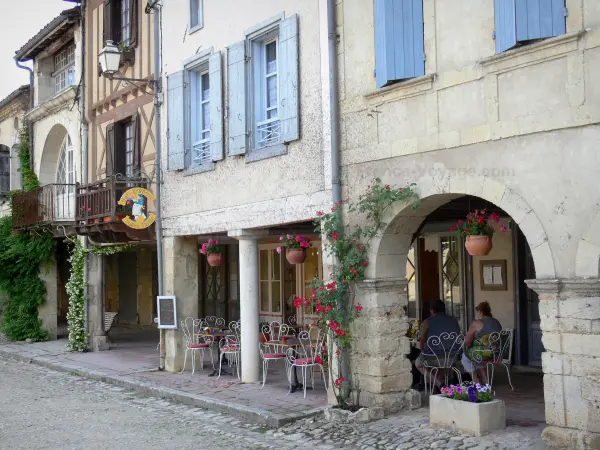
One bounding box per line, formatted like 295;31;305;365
0;356;549;450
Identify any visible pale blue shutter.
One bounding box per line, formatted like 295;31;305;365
279;15;299;143
167;70;185;171
227;41;247;156
374;0;425;89
209;51;224;161
516;0;565;41
495;0;517;52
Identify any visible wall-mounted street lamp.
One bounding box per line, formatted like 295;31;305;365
99;40;157;87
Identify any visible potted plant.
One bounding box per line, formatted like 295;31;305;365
200;239;223;267
277;234;312;264
450;210;507;256
430;383;506;436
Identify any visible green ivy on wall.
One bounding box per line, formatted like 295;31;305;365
18;127;39;192
0;217;55;341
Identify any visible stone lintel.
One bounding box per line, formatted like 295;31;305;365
359;277;408;294
527;278;600;296
227;229;270;241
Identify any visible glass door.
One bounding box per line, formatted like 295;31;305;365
439;235;465;330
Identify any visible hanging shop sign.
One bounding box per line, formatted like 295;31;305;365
117;187;157;230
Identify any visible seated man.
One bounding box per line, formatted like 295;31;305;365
415;299;461;392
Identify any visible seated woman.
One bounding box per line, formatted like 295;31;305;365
461;301;502;384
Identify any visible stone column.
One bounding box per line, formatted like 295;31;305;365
88;253;109;351
229;229;268;383
527;278;600;450
352;278;420;412
38;256;58;340
164;236;198;372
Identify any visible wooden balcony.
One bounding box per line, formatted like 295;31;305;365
75;175;155;242
12;184;76;231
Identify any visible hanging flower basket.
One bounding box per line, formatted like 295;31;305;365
200;239;223;267
450;210;507;257
277;234;312;265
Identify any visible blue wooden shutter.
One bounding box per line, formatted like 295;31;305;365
279;15;299;143
209;51;224;161
374;0;425;89
516;0;565;41
495;0;517;52
167;71;185;171
227;41;247;156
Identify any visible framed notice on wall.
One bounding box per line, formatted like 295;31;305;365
480;260;507;291
157;296;178;329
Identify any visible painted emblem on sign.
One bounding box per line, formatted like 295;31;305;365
117;187;157;229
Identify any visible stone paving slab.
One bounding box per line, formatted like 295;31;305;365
0;338;327;428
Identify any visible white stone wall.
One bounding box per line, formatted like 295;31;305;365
0;102;27;213
160;0;332;237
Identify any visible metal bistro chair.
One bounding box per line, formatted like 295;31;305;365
180;317;214;374
422;332;465;394
218;321;240;379
468;329;514;390
259;323;288;388
285;328;328;399
205;316;226;328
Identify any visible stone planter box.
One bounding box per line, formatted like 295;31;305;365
324;406;384;424
430;395;506;436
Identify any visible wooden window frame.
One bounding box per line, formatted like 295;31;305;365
103;0;138;49
106;113;140;177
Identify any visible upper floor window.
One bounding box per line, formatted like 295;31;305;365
189;0;204;32
103;0;138;49
106;114;140;180
166;50;223;172
374;0;425;89
494;0;567;53
54;44;76;94
0;145;9;197
226;14;299;160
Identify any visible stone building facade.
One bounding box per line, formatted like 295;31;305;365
336;0;600;447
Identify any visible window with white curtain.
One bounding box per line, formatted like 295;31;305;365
190;68;211;166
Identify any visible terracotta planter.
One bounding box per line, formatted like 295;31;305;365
207;252;222;267
465;235;493;256
286;248;307;264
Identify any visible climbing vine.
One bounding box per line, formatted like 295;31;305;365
0;128;53;341
66;238;131;351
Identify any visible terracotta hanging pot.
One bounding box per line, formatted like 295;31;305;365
465;235;493;256
286;248;307;264
207;252;222;267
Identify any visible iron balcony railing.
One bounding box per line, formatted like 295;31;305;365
12;183;76;230
76;175;148;224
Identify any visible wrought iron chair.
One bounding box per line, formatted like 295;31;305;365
285;328;328;399
180;317;214;374
468;329;514;390
205;316;225;328
422;332;465;394
218;320;240;379
259;323;288;388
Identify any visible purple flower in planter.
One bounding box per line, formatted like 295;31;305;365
468;386;477;403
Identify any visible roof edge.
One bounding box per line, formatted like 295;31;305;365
0;85;30;114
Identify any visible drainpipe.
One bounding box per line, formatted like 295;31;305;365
327;0;351;393
79;0;90;348
14;60;34;172
152;2;166;371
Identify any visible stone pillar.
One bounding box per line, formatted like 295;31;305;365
527;278;600;450
164;236;198;372
229;229;268;383
352;278;420;412
38;257;58;340
88;253;109;351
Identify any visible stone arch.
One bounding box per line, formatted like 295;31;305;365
367;173;556;280
575;208;600;277
39;124;69;185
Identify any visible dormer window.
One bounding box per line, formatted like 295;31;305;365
54;44;76;94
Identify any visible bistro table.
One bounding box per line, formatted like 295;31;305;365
195;328;237;377
266;337;316;393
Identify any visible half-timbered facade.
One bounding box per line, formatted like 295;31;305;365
82;0;158;350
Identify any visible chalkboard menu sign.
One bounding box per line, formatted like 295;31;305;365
157;296;177;329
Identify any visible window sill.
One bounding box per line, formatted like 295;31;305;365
189;24;204;35
364;73;436;103
479;30;585;74
245;143;287;163
183;163;215;176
